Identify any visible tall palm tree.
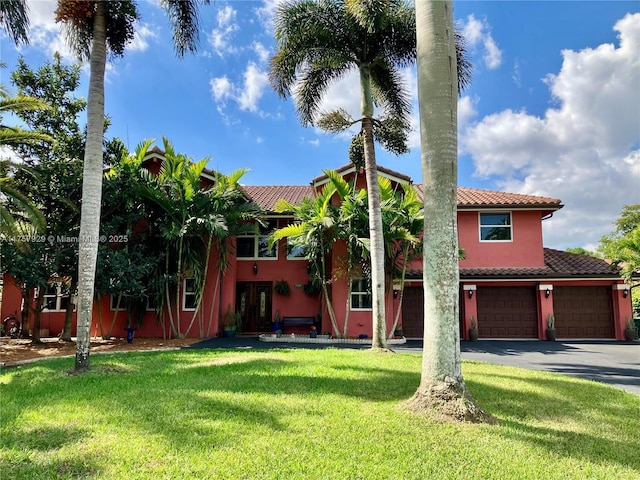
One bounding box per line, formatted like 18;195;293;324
408;0;489;422
55;0;209;371
269;0;416;349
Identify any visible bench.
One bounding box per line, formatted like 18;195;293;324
282;316;318;333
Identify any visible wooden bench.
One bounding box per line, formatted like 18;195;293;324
282;316;318;332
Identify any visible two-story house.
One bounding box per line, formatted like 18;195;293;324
2;149;633;341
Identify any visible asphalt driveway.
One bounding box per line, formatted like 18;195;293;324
188;337;640;395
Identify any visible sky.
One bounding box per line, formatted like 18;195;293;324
1;0;639;251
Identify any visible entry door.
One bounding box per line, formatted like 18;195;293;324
236;282;272;332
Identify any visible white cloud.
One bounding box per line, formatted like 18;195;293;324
128;23;157;52
210;62;269;114
461;13;640;249
459;14;502;70
309;139;320;147
252;41;270;65
238;62;269;112
255;0;284;32
207;5;239;57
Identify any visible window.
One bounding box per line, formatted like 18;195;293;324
479;212;512;241
110;294;158;311
237;220;278;259
183;278;197;311
351;278;372;310
42;283;71;312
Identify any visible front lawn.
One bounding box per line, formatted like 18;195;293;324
1;349;638;479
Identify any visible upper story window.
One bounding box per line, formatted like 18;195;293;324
479;212;512;241
42;283;70;312
351;278;372;310
237;220;278;259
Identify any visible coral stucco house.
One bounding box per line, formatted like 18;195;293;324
2;150;634;340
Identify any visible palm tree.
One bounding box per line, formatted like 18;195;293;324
270;182;343;336
324;169;369;337
55;0;210;371
408;0;489;422
0;0;29;45
270;0;417;349
0;79;51;237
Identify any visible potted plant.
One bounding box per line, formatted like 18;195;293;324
546;314;556;341
394;323;403;338
222;306;238;337
272;310;282;332
624;318;638;341
469;316;479;341
309;325;318;338
303;281;321;295
274;280;291;296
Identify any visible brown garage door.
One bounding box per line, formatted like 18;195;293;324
401;287;465;338
477;286;538;338
402;287;424;338
553;286;614;338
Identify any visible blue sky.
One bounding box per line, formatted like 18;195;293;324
1;1;639;251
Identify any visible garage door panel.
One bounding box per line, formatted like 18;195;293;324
477;287;538;338
553;286;614;338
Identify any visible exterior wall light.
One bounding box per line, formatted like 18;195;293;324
468;290;473;299
623;288;629;298
545;288;551;298
253;262;258;275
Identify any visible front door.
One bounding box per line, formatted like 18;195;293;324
236;282;272;332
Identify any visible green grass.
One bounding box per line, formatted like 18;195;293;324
1;349;639;479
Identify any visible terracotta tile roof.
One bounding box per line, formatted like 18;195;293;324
242;185;314;212
543;248;618;276
412;184;563;210
311;163;412;184
406;249;620;280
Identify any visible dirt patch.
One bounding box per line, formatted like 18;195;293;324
0;336;201;367
405;380;498;425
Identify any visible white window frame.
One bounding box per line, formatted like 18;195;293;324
236;220;278;260
182;278;197;311
479;211;513;242
350;278;372;311
41;283;71;312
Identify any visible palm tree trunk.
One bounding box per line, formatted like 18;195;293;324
361;116;387;349
407;0;491;423
359;64;388;350
75;2;107;372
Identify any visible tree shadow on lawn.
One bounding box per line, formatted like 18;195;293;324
466;372;640;471
0;426;103;479
537;362;640;389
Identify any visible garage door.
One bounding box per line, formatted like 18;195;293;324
401;287;465;338
477;286;538;338
402;287;424;338
553;286;614;338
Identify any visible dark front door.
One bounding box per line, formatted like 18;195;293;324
236;282;272;332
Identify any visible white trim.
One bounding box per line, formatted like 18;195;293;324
538;284;554;291
463;285;477;291
182;278;197;312
613;284;632;290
